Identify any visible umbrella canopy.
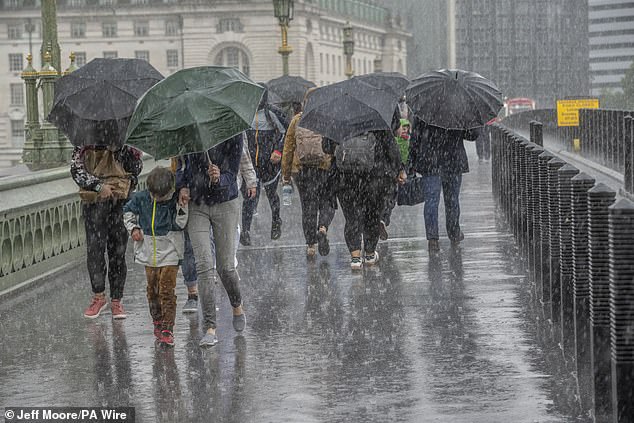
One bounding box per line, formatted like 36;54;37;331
299;75;408;142
125;66;264;160
267;75;316;105
47;58;163;147
356;72;409;97
406;69;503;130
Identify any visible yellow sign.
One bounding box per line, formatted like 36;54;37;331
557;99;599;127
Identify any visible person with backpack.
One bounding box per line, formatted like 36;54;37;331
281;100;335;258
241;92;286;246
322;122;401;270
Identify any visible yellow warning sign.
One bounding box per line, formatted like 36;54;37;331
557;99;599;127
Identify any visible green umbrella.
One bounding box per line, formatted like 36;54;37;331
125;66;264;159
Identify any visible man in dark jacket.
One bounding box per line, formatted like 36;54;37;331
409;117;480;251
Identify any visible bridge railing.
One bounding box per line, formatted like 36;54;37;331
491;122;634;423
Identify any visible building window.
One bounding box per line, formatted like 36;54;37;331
165;20;179;36
11;120;25;146
67;0;85;6
10;83;24;105
9;53;23;72
135;50;149;61
103;51;118;59
217;18;243;33
326;54;329;74
71;22;86;38
8;24;22;39
98;0;115;5
320;53;323;73
134;21;149;37
102;22;117;38
5;0;23;8
338;56;342;76
74;52;86;67
131;0;148;4
214;47;249;76
166;49;179;68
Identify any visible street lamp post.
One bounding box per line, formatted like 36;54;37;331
343;21;355;79
273;0;294;76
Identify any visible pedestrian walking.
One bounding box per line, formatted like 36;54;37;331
322;126;401;270
123;166;188;347
409;119;481;252
71;144;143;319
176;134;246;347
241;93;286;245
175;138;257;314
380;118;410;240
281;97;336;258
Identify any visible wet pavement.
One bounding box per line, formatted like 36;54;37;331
0;146;583;422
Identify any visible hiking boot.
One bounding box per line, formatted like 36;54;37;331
271;219;282;240
159;330;175;347
84;295;108;319
364;251;380;266
450;231;465;246
153;321;162;340
428;239;440;253
199;331;218;347
351;256;363;270
182;297;198;314
306;244;317;258
379;221;388;241
317;230;330;256
233;312;247;332
240;230;251;246
111;299;127;320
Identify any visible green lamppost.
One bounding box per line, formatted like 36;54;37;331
273;0;294;76
343;21;355;79
21;53;40;165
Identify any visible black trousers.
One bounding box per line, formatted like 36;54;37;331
82;200;128;299
241;177;281;232
295;168;336;245
337;172;390;254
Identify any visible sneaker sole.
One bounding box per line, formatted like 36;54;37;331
182;308;198;314
112;314;127;320
83;302;108;319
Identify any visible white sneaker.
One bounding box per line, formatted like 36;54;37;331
364;251;380;266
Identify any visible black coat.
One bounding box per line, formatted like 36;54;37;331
409;116;481;176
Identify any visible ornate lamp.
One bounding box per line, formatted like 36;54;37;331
343;21;355;78
273;0;294;75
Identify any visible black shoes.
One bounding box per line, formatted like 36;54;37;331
240;230;251;246
317;229;330;256
271;219;282;240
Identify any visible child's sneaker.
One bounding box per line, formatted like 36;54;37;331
159;330;175;347
153;321;162;340
364;251;379;266
351;256;363;270
111;299;127;320
84;295;108;319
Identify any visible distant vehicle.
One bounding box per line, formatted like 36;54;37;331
504;97;536;116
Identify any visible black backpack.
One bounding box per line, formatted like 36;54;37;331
335;133;377;173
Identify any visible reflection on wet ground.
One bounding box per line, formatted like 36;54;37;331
0;147;584;422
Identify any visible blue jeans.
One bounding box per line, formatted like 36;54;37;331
422;174;463;241
182;226;240;289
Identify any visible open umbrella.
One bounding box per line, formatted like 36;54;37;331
125;66;264;160
267;75;316;105
406;69;503;130
47;58;163;147
299;75;407;142
356;72;409;97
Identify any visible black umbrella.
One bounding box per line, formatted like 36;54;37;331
299;75;407;142
48;58;163;147
356;72;409;97
267;75;316;105
406;69;503;130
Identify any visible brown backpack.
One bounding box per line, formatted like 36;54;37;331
295;123;326;167
78;149;131;203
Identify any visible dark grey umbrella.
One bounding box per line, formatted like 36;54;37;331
406;69;503;130
299;76;406;142
47;58;163;147
267;75;316;105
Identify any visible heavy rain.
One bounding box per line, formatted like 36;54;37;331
0;1;633;423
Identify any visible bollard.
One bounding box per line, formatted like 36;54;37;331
558;163;580;362
531;120;544;147
588;183;617;423
547;157;566;340
571;172;596;414
538;151;556;318
624;116;633;195
528;145;545;300
608;198;634;423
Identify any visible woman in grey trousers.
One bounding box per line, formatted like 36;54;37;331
176;134;246;347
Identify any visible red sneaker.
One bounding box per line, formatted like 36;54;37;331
159;330;175;347
84;295;108;319
153;321;162;340
111;299;127;320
